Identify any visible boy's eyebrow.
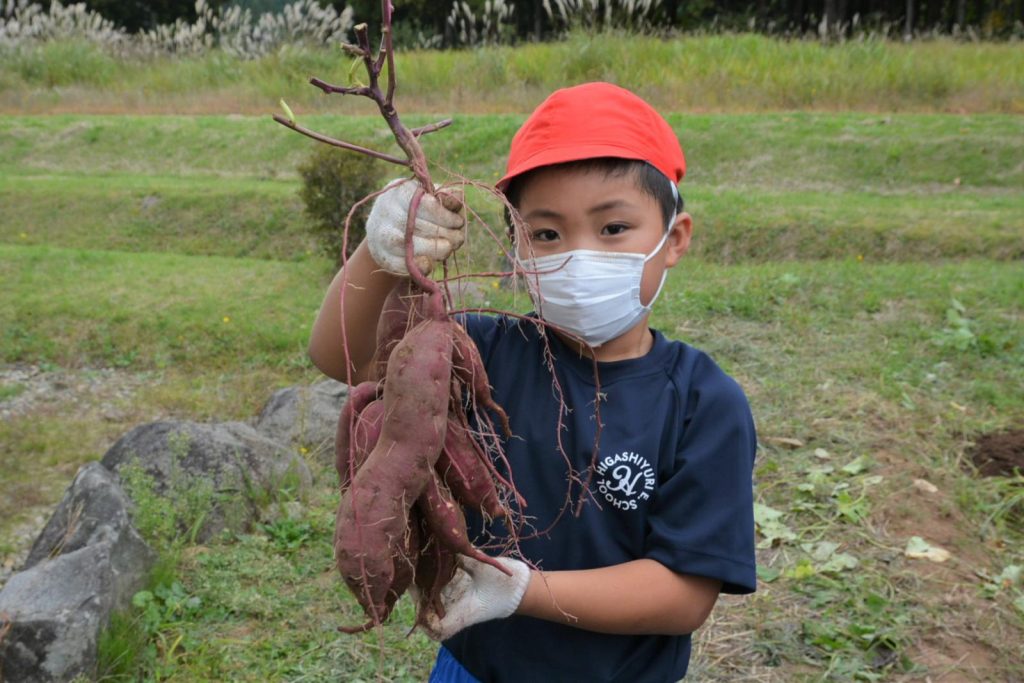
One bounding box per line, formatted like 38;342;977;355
522;208;564;222
586;199;633;214
522;199;635;222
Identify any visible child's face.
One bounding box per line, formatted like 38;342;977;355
514;165;692;308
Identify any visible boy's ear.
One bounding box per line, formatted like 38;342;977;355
664;212;693;268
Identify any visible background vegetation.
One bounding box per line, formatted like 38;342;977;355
5;0;1023;42
0;2;1022;681
3;33;1023;115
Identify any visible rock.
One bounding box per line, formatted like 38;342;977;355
0;463;156;681
100;420;312;541
254;380;348;464
0;543;118;682
23;462;156;593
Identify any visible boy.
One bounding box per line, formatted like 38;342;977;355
308;82;756;682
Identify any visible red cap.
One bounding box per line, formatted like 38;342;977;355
497;82;685;192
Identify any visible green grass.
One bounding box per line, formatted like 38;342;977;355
60;256;1016;681
0;244;324;371
96;483;439;682
2;114;1022;266
0;383;25;401
0;175;314;261
4;113;1022;191
3;33;1023;114
2;104;1023;680
2;246;1020;405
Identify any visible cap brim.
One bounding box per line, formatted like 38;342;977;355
496;142;653;193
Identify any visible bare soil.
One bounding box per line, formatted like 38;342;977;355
968;428;1024;478
871;447;1020;681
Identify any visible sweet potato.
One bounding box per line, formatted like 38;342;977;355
412;510;457;624
371;280;428;381
336;397;386;492
352;399;385;460
339;506;421;633
451;322;511;437
335;381;380;487
334;318;454;623
335;303;523;630
417;468;511;576
437;415;505;519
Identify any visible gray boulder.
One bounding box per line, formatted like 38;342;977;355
0;543;118;683
24;462;154;580
100;420;312;541
254;379;347;464
0;463;156;683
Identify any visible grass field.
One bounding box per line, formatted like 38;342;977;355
3;113;1022;269
1;38;1023;681
2;33;1023;115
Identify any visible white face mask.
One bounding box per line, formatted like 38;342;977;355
516;229;672;348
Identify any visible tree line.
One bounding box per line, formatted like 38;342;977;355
78;0;1024;38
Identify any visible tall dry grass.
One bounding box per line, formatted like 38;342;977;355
2;31;1021;114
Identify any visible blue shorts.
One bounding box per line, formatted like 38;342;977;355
428;646;479;683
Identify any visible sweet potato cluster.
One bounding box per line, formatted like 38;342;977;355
333;279;519;632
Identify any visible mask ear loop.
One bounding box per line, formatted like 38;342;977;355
641;177;681;308
669;176;685;216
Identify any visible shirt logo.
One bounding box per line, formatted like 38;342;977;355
595;451;655;511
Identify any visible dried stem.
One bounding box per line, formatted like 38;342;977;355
411;119;454;137
275;1;433;190
271;114;410;166
309;77;371;97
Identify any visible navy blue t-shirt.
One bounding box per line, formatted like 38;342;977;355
445;314;757;683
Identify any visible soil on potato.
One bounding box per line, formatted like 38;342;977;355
968;428;1024;477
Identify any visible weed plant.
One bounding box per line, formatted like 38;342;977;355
100;452;216;679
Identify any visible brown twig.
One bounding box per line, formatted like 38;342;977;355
275;4;434;191
309;77;371;97
411;119;454;137
280;2;441;283
271;114;410;166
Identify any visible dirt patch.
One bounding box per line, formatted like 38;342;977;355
869;458;1011;680
0;363;152;422
912;637;1002;682
967;428;1024;477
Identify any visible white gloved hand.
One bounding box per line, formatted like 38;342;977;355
422;555;531;641
365;178;465;275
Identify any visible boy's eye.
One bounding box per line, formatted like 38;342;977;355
531;229;560;242
602;223;629;236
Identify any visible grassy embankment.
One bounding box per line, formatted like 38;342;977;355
1;36;1022;681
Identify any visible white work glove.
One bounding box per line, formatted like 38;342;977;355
365;178;465;275
422;555;531;641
